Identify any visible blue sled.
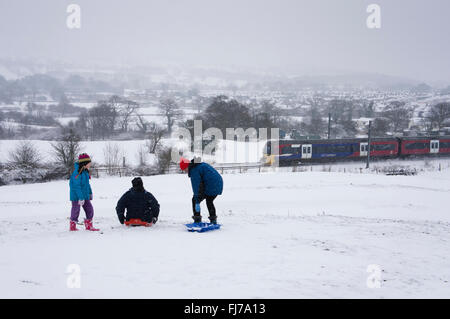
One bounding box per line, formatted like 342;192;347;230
185;222;221;233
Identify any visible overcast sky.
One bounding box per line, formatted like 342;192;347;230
0;0;449;82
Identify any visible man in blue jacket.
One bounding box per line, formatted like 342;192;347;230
180;157;223;224
116;177;160;226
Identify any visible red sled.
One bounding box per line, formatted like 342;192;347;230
125;219;152;227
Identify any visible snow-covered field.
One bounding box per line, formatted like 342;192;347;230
0;138;267;166
0;168;449;298
0;139;151;167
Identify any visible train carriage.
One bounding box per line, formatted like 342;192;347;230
399;136;450;156
264;137;399;165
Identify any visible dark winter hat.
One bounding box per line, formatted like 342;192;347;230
78;153;91;164
132;177;144;189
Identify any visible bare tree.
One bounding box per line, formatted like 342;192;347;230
159;98;183;135
201;96;252;136
87;102;118;139
382;101;413;133
371;118;390;137
304;105;326;137
26;102;37;115
74;110;90;140
0;113;5;138
259;100;282;126
362;100;375;118
51;129;81;176
135;144;148;167
136;112;149;134
8;141;41;169
426;102;450;130
145;123;166;154
154;146;173;174
18;123;31;138
103;142;123;175
119;99;139;132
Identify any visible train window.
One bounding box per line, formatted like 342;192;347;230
314;144;354;153
280;146;290;154
322;145;331;153
405;142;428;150
440;142;450;148
335;145;347;153
313;145;326;154
371;144;396;151
280;145;302;154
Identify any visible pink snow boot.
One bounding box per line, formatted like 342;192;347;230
70;220;79;231
84;219;100;231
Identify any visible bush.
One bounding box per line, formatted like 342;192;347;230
0;164;67;185
0;142;68;186
8;141;41;169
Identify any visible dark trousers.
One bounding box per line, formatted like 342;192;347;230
192;195;217;217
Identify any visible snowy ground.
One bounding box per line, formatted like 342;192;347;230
0;168;450;298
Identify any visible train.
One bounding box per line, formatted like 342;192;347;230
263;136;450;166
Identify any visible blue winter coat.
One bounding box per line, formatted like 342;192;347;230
69;163;93;201
188;162;223;200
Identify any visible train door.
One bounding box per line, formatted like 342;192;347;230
301;144;312;159
430;140;439;154
360;142;368;156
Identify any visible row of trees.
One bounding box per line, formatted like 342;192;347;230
299;99;450;138
64;95;180;141
178;95;443;139
180;95;288;140
2;90;449;141
0;94;181;140
0;74;117;104
0;127;173;186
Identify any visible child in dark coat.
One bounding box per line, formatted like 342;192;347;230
116;177;160;225
180;158;223;224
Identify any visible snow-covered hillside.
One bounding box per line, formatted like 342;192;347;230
0;168;449;298
0;139;267;166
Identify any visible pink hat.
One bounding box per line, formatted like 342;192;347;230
78;153;91;163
